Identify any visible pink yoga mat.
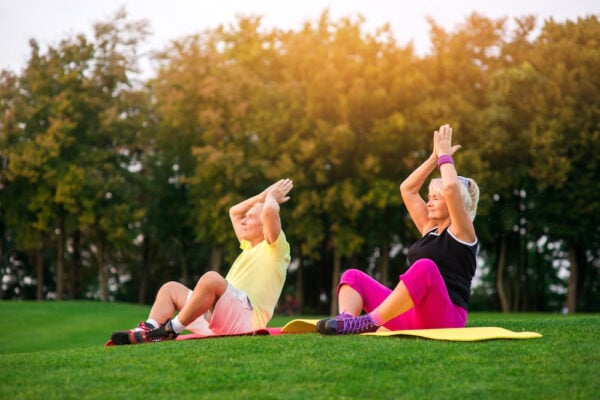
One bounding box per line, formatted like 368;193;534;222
176;327;282;340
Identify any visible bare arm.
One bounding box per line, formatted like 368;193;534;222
435;126;476;243
399;154;437;235
229;179;293;243
400;125;463;235
261;179;293;244
230;186;270;242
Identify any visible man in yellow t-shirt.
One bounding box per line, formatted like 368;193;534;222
109;179;293;345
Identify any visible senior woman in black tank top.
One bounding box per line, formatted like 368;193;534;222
318;124;480;335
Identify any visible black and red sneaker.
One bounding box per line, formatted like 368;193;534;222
110;321;156;345
144;320;178;342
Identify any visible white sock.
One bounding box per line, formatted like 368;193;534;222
170;316;185;333
145;319;159;329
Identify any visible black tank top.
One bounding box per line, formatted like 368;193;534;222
406;228;478;309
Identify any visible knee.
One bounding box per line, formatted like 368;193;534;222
340;268;364;282
156;281;188;303
196;271;226;290
409;259;439;279
159;281;183;294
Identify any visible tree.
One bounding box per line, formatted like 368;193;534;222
1;8;149;300
524;16;600;312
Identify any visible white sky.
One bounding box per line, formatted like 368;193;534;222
1;0;599;76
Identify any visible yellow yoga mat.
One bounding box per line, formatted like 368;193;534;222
281;319;320;333
280;319;542;341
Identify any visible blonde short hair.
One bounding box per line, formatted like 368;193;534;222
428;177;480;221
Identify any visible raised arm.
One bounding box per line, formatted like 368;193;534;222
400;125;462;235
229;179;293;244
261;179;293;244
399;153;438;235
435;125;476;243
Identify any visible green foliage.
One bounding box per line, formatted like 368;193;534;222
1;11;599;311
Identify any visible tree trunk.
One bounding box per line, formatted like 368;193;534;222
138;233;152;304
98;241;108;302
0;220;3;299
513;236;522;311
295;259;303;314
36;249;44;301
210;246;221;274
55;213;66;300
513;263;521;312
496;235;509;312
575;245;589;312
69;229;82;299
330;247;341;315
380;235;390;287
180;252;189;287
567;244;578;313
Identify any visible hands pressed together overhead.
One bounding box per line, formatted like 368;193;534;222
265;178;293;204
433;124;461;158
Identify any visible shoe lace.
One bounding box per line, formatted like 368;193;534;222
337;312;353;320
340;316;375;334
137;321;153;332
145;321;177;342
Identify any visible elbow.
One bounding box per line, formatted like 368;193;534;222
399;181;406;193
261;201;280;221
442;181;460;198
400;180;420;199
399;180;411;194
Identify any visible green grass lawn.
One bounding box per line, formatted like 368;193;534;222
1;301;598;399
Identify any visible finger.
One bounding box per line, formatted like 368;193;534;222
450;144;461;155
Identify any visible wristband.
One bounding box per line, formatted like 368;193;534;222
437;154;454;169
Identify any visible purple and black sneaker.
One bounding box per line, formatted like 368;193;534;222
316;313;378;335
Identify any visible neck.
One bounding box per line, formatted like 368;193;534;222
434;219;450;233
248;236;264;247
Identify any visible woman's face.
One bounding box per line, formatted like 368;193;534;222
427;191;449;220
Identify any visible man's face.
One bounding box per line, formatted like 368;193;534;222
240;203;264;241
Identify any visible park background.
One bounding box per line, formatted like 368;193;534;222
1;4;599;316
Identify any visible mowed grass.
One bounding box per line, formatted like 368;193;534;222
1;301;599;399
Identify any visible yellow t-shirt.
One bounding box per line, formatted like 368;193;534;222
225;231;290;329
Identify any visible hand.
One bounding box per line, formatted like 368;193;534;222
434;124;461;157
266;178;293;204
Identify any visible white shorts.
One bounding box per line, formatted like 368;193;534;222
184;283;254;335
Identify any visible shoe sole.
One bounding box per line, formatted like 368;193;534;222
316;319;337;335
110;330;145;345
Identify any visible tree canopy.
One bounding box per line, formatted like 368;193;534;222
1;9;598;313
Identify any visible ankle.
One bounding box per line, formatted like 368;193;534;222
170;317;185;334
369;310;385;326
145;319;158;329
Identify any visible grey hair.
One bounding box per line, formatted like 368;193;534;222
428;177;480;221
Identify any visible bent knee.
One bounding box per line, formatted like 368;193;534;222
160;281;185;292
196;271;227;291
340;268;364;282
158;281;189;299
408;258;440;279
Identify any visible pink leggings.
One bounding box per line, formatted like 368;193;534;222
338;258;467;330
